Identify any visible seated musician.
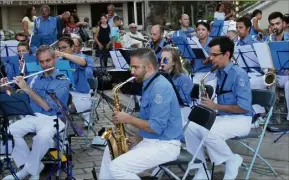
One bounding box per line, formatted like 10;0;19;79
149;24;168;62
122;23;145;49
2;45;70;180
99;48;183;179
185;37;252;179
173;14;194;38
71;37;94;78
160;46;193;125
267;12;289;121
56;37;92;127
192;21;215;87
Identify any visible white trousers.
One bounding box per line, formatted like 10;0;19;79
181;106;192;127
249;73;266;114
99;138;181;180
277;75;289;120
70;91;92;123
184;115;251;165
9;113;64;176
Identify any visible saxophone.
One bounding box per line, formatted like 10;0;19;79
199;66;218;98
101;76;136;159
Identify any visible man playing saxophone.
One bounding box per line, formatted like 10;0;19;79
2;45;70;180
185;37;252;179
99;48;183;179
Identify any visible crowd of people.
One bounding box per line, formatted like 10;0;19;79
0;2;289;180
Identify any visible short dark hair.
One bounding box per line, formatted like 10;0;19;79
17;42;30;50
236;16;252;29
71;37;83;47
58;37;74;48
196;21;210;31
113;15;121;22
208;36;234;59
153;24;164;34
216;3;223;11
84;17;89;23
25;6;35;22
15;32;28;40
130;48;158;70
268;11;284;22
252;9;262;18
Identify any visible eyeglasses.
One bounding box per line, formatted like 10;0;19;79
58;46;68;51
197;20;208;23
209;52;223;58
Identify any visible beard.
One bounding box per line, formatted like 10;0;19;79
134;68;146;83
273;28;283;35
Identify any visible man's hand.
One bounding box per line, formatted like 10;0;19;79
201;95;217;110
13;76;29;90
112;111;132;124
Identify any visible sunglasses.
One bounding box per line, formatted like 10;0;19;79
161;57;169;64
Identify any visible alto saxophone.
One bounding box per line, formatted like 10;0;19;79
199;66;218;98
101;76;136;159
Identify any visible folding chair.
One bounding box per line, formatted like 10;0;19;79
156;105;217;180
231;89;277;180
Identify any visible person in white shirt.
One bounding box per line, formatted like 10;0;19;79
22;6;37;36
122;23;145;49
214;3;233;21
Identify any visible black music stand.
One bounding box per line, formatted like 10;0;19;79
172;36;196;62
234;45;261;73
110;49;130;70
0;93;34;180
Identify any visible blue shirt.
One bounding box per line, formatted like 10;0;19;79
193;37;213;73
138;73;183;140
69;54;90;93
172;73;193;105
173;27;195;38
33;16;57;45
266;32;289;42
55;16;64;39
77;53;94;78
149;39;168;63
27;70;70;116
216;62;252;116
236;34;257;46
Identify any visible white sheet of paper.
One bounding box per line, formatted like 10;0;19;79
253;43;274;69
233;45;260;68
109;50;130;69
187;37;209;58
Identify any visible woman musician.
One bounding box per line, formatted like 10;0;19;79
159;46;193;126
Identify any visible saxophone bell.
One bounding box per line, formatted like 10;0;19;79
264;70;276;87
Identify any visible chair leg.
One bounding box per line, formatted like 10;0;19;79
211;163;215;180
202;163;210;180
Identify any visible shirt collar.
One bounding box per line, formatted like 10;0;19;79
142;72;157;89
202;37;212;48
238;34;253;45
217;61;233;77
39;16;53;22
39;69;59;79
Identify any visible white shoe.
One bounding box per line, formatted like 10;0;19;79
193;167;211;180
3;168;29;180
223;154;243;180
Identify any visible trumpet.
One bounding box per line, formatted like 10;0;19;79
0;67;54;87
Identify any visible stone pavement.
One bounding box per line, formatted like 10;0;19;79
1;92;289;180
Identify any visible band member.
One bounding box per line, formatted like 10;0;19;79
192;21;215;91
160;46;193;125
149;24;168;62
56;37;92;127
173;14;195;38
2;45;70;180
236;17;258;46
185;37;252;179
99;48;182;179
267;12;289;121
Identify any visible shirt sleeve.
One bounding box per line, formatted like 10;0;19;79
177;75;193;105
33;18;38;34
147;83;173;134
233;73;252;112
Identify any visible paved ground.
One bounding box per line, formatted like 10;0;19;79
1;90;289;180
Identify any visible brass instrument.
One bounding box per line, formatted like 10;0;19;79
264;69;276;87
199;66;218;98
101;76;136;159
0;67;55;87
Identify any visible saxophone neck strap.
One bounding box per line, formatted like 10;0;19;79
142;73;161;94
216;73;232;95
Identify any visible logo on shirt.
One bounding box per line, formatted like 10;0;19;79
155;94;163;104
239;78;245;87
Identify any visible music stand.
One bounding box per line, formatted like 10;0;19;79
234;45;261;73
0;93;34;180
172;36;196;61
109;50;130;70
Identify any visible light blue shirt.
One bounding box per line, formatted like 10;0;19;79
173;27;195;38
33;16;57;45
149;39;168;63
76;53;94;78
266;31;289;42
138;73;183;140
236;34;257;46
193;37;213;73
110;26;120;42
172;73;193;105
27;70;70;116
216;62;252;116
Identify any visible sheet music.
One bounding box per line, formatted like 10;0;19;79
187;37;209;58
253;43;274;69
233;45;260;68
109;50;130;69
